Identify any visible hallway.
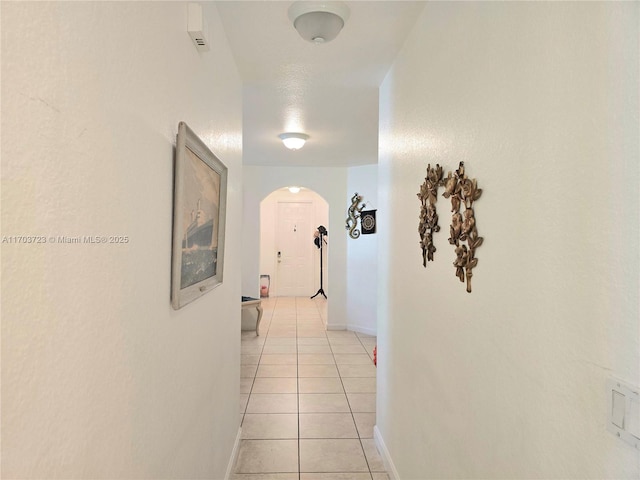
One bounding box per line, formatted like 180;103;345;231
234;297;387;479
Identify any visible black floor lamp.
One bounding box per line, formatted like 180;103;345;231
311;226;327;299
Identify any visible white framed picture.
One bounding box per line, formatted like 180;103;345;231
171;122;227;309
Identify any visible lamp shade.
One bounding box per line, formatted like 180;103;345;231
288;2;350;44
279;132;309;150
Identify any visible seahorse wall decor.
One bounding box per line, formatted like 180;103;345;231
345;192;365;239
417;161;483;293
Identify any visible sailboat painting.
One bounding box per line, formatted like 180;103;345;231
172;122;227;310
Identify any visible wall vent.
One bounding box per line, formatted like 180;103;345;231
187;3;210;52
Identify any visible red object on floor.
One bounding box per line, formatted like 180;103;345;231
373;346;377;366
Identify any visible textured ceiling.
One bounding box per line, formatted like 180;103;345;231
216;1;425;167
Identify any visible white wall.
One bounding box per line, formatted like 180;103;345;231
346;165;379;335
259;189;329;297
377;2;639;479
1;2;243;478
243;166;348;329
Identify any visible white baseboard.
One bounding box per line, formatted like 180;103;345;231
225;426;242;480
347;325;377;336
326;324;377;336
326;323;347;331
374;425;399;480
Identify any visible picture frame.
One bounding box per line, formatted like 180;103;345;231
171;122;228;309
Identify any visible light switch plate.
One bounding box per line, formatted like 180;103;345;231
607;377;640;450
612;390;626;429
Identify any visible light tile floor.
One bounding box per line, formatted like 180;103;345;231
234;296;388;480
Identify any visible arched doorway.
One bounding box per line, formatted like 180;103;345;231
259;187;329;299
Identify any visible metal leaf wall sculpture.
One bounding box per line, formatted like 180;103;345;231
417;161;483;293
443;162;483;293
417;164;444;266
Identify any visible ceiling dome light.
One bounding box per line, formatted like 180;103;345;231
288;186;301;194
279;132;309;150
288;1;350;44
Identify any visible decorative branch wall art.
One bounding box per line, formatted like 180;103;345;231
444;162;483;293
417;164;444;266
417;161;483;293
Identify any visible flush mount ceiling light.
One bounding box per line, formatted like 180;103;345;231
288;186;301;194
288;1;350;44
279;132;309;150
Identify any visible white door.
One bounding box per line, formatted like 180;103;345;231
276;202;313;296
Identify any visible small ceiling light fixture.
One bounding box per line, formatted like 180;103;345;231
279;132;309;150
288;1;350;44
288;186;301;194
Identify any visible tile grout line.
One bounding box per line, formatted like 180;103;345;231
236;296;274;476
355;331;377;480
319;299;375;479
296;296;301;480
241;298;272;424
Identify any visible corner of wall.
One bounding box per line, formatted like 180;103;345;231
345;164;379;335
